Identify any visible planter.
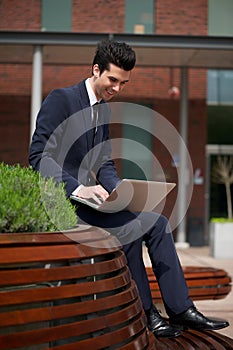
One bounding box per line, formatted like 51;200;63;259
210;222;233;258
0;226;154;349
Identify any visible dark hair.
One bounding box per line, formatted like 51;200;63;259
92;39;136;75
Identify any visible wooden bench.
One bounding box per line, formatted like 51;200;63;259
146;265;233;349
0;227;155;350
0;226;232;350
146;265;232;302
152;329;233;349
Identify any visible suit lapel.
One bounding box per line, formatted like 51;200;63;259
77;81;93;151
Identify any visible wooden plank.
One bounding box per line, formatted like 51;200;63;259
0;232;152;349
0;268;131;306
0;251;127;287
147;266;230;279
0;227;111;245
0;282;139;327
0;244;119;264
150;330;233;350
150;287;232;301
120;331;151;350
205;330;233;348
41;317;147;350
189;330;226;350
0;231;232;350
146;266;232;302
0;299;144;349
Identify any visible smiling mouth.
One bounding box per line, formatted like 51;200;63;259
107;89;113;95
106;90;115;99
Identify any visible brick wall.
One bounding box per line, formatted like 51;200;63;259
0;64;32;95
0;0;41;31
0;95;30;166
0;0;208;100
156;0;208;35
128;67;207;100
72;0;125;33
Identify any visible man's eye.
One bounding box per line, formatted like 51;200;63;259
110;77;117;82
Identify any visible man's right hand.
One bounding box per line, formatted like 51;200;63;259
76;185;109;204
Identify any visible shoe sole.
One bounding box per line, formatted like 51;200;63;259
170;323;229;331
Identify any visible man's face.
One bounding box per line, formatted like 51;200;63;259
92;63;131;101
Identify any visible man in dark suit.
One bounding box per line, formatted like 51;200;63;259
29;39;229;338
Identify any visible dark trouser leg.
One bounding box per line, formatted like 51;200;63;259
142;213;193;316
122;237;153;311
76;206;193;316
77;206;154;310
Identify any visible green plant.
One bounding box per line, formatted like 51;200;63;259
0;163;77;233
211;217;233;223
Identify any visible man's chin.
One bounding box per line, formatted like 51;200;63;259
105;92;115;101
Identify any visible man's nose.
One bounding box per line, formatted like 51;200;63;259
113;83;121;92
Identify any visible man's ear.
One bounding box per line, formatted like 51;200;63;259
93;64;100;78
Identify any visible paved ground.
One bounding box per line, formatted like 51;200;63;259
143;245;233;338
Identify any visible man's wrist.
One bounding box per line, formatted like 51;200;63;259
72;184;84;196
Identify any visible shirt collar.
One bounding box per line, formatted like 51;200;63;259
85;78;101;106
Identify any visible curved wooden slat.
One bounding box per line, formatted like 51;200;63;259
0;243;120;264
1;230;232;350
0;280;140;328
0;267;132;307
0;299;145;349
120;331;154;350
0;226;112;245
205;330;233;349
151;330;233;350
43;317;147;350
0;250;127;287
147;266;232;302
0;230;152;350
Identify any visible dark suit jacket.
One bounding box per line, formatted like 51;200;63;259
29;80;120;196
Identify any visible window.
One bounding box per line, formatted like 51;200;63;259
207;0;233;105
208;70;233;105
125;0;154;34
208;0;233;36
41;0;72;32
121;104;153;180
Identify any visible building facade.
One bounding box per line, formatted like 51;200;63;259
0;0;232;244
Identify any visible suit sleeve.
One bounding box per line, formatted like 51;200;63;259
29;89;81;196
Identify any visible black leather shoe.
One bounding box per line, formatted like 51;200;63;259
170;306;229;331
146;305;181;338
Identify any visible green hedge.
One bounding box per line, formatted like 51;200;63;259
0;163;77;233
211;217;233;223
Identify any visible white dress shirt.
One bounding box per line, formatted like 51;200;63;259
72;79;101;196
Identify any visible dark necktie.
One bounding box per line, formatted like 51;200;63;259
92;103;99;146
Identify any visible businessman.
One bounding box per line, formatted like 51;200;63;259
29;39;229;338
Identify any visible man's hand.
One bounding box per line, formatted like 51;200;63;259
76;185;109;204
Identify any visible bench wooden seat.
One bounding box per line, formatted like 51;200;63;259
0;227;232;350
146;266;232;302
152;329;233;350
0;227;155;350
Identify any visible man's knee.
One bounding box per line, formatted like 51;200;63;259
137;212;170;238
154;214;171;234
157;213;169;226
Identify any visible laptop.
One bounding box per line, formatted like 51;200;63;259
70;179;176;213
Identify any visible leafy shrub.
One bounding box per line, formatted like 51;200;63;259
0;163;77;233
211;217;233;223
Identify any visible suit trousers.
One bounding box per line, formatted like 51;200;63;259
76;205;194;316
